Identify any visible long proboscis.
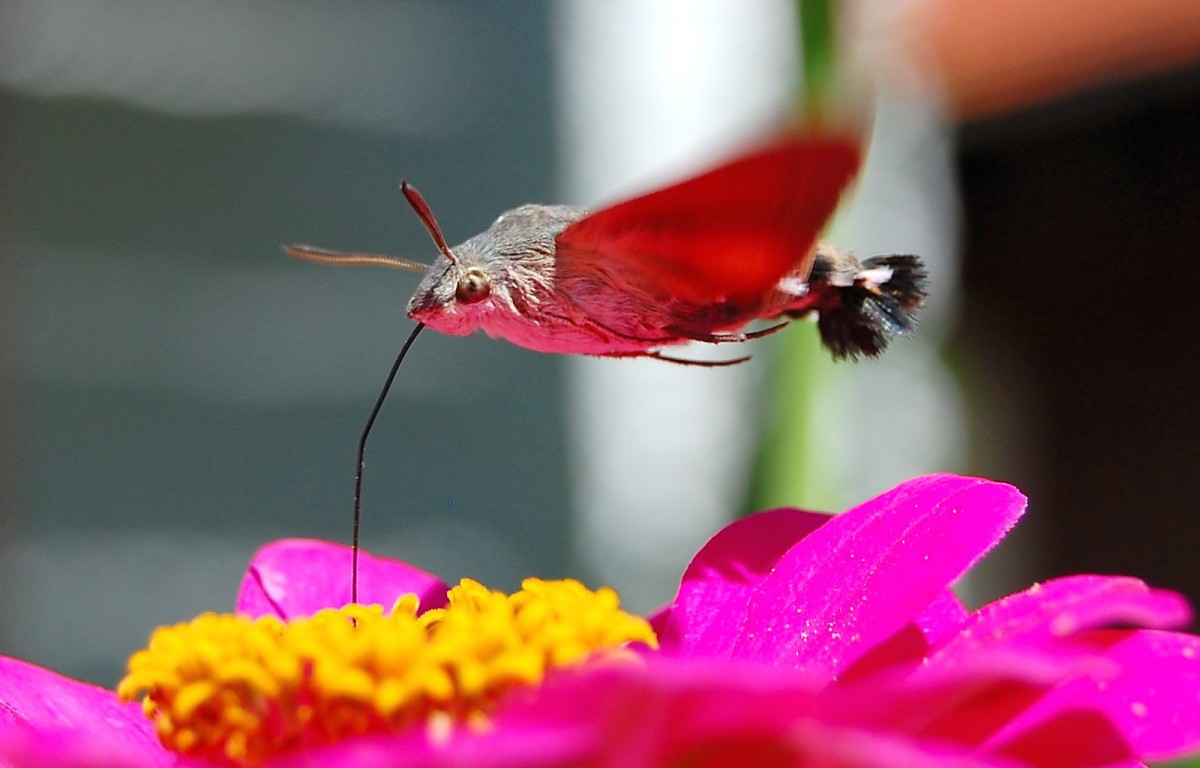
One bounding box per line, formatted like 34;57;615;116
283;244;430;272
351;321;426;604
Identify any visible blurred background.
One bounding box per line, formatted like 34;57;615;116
1;0;1198;687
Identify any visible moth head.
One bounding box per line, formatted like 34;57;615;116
402;191;582;336
401;182;500;335
405;259;495;333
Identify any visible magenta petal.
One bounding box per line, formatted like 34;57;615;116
913;588;971;644
941;576;1192;656
236;538;449;619
832;646;1118;753
919;577;1192;687
732;474;1025;675
263;722;595;768
498;659;827;766
992;708;1139;768
843;589;970;680
783;724;1021;768
653;507;829;657
989;629;1200;763
0;657;172;768
499;659;1018;768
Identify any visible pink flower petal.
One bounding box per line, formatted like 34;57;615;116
732;475;1025;676
991;707;1137;768
263;721;594;768
236;538;448;619
941;576;1192;654
781;723;1024;768
916;575;1197;753
913;588;972;643
988;629;1200;763
831;645;1120;755
842;589;970;681
0;657;172;768
652;507;829;657
496;659;1021;768
875;578;1198;762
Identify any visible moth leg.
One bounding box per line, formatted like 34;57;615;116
741;322;790;340
648;351;751;367
663;321;789;345
602;351;751;367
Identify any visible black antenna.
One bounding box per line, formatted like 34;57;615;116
352;321;426;604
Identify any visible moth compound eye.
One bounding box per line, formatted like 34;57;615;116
455;268;491;304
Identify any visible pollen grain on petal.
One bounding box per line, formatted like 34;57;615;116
119;578;655;766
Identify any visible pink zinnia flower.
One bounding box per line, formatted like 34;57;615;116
1;474;1198;767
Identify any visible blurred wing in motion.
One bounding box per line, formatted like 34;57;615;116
555;132;863;309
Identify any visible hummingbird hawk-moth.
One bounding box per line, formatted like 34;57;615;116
285;130;927;602
286;131;926;364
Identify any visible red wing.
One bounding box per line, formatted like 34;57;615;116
555;132;862;308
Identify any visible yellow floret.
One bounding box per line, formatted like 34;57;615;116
119;577;656;767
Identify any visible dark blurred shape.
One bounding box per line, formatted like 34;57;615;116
955;64;1200;610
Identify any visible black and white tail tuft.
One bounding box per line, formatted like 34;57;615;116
803;253;928;360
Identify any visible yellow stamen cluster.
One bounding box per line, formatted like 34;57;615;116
117;578;656;767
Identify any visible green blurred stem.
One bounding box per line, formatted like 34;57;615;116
748;326;843;513
745;0;843;514
798;0;836;120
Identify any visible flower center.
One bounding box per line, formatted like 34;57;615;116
118;578;656;767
